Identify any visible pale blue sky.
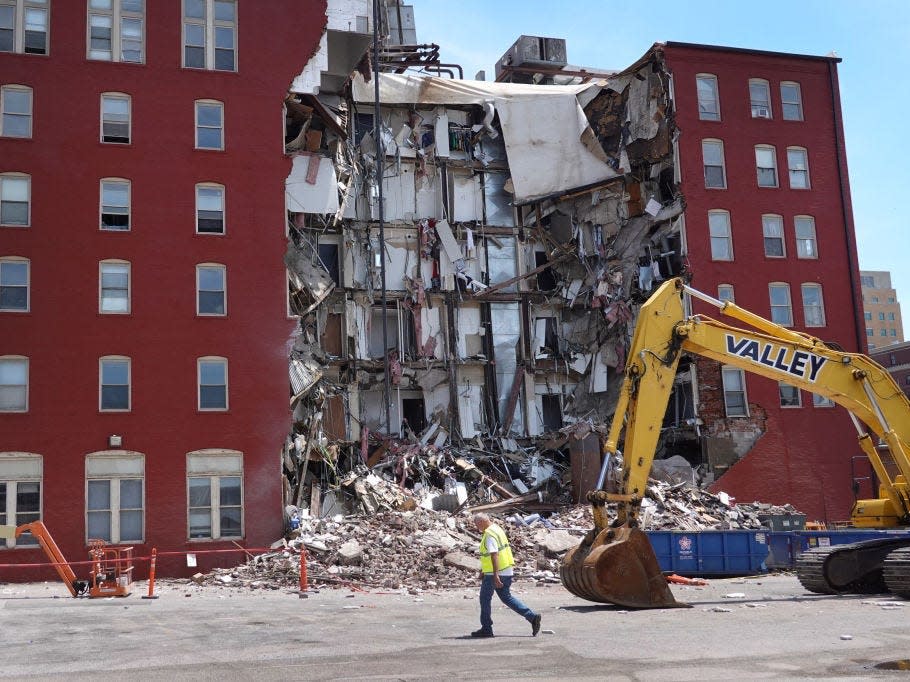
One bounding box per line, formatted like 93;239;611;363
410;0;910;336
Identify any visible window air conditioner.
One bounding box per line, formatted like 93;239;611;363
753;106;771;119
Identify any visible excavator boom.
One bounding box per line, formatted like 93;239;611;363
560;277;910;607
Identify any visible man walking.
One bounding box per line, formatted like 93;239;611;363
471;513;541;638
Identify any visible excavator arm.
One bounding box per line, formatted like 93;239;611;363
561;277;910;607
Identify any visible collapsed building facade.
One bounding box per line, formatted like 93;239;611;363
283;43;688;514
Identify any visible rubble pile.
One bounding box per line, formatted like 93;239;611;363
191;470;805;591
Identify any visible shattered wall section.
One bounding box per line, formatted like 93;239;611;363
282;44;691;512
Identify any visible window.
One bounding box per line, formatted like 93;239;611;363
864;312;872;321
787;147;810;189
795;216;818;259
881;329;887;337
889;312;896;321
0;1;48;55
708;210;733;261
0;257;28;311
1;85;32;138
769;283;793;326
196;184;224;234
749;79;772;118
195;100;223;150
813;393;834;408
890;329;897;337
717;284;735;303
88;0;144;62
187;449;243;540
781;82;803;121
197;264;226;315
99;260;130;313
702;139;726;188
861;275;875;287
0;173;30;226
888;297;895;304
755;146;778;187
0;453;41;548
101;93;130;144
183;0;236;71
100;179;130;230
198;357;227;410
86;452;144;544
762;214;785;257
866;328;873;337
0;356;27;411
779;382;801;408
879;312;885;321
99;356;130;411
696;74;719;121
722;367;748;417
801;283;826;327
872;296;880;303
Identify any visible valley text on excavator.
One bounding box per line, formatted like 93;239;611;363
0;521;134;597
560;276;910;608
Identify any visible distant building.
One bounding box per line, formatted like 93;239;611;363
869;341;910;398
860;270;904;348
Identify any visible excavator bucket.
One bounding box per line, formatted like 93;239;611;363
560;526;689;608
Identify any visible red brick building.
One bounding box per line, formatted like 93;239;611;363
870;342;910;399
1;0;327;579
664;43;866;522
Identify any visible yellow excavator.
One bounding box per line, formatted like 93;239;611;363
560;276;910;608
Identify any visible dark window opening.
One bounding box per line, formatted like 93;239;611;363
535;252;557;291
198;212;224;234
101;212;129;230
318;243;340;285
541;394;563;431
354;113;374;146
401;397;427;436
103;124;129;144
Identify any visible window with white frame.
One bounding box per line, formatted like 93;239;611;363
0;0;48;55
0;173;30;226
762;214;785;257
101;93;130;143
749;78;772;118
708;210;733;261
702;139;726;189
99;356;130;411
0;452;41;547
0;356;27;411
87;0;144;63
779;382;801;408
0;257;28;311
1;84;32;137
99;260;130;313
769;282;793;326
196;184;224;234
780;81;803;121
755;146;778;187
696;74;719;121
197;357;227;410
187;449;243;540
717;284;735;303
197;264;226;315
801;283;826;327
195;100;223;150
100;178;130;230
183;0;236;71
787;147;810;189
795;216;818;259
813;393;834;408
722;367;748;417
86;451;144;544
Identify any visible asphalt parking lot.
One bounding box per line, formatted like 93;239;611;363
1;573;909;680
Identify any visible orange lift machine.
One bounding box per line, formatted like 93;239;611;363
1;521;134;598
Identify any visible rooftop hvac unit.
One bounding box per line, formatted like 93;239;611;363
494;35;567;80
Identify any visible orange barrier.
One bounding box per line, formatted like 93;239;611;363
666;573;708;586
299;546;308;595
142;548;159;599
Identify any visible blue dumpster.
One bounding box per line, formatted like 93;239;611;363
646;530;769;576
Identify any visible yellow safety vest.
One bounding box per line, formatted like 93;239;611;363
479;523;515;574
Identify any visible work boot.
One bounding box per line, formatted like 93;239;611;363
531;614;541;637
470;628;494;638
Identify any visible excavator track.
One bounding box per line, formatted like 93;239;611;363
796;538;910;595
883;547;910;599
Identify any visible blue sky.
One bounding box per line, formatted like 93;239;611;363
410;0;910;336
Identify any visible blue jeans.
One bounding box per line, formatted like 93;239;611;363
479;574;536;631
